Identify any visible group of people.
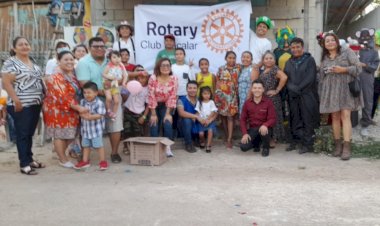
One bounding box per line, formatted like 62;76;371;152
1;17;379;175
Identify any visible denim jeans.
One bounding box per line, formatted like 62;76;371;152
6;113;17;142
181;118;195;145
150;103;173;140
7;105;41;167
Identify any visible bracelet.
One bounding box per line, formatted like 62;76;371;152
142;115;146;120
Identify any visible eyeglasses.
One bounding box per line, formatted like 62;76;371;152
160;64;171;68
91;45;106;49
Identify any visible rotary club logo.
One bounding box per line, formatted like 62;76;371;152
201;8;244;53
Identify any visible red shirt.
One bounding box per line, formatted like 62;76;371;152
125;63;136;72
240;97;277;135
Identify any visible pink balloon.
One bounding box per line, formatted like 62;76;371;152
126;80;143;95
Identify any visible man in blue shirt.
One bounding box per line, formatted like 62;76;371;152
76;37;124;163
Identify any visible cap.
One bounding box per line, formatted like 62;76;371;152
256;16;273;29
164;34;175;41
54;39;70;49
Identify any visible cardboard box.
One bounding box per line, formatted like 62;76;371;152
124;137;174;166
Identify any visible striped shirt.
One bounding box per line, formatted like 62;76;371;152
80;97;106;139
1;57;44;107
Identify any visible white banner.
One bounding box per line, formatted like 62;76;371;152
135;1;252;73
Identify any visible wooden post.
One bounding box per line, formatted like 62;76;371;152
13;2;19;37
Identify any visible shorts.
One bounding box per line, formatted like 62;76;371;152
103;80;120;95
104;95;124;133
110;87;120;95
81;136;103;149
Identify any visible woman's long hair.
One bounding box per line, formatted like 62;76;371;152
321;33;341;61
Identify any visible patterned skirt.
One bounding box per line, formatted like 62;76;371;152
47;127;78;140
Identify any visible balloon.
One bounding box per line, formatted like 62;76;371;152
126;80;143;95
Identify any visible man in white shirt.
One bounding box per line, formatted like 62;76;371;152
249;16;273;67
45;39;70;75
113;21;136;64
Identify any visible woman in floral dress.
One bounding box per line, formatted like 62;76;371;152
43;51;88;168
215;51;241;149
252;51;288;146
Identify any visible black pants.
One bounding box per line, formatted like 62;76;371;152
373;78;380;119
7;105;41;167
240;127;271;151
288;93;319;147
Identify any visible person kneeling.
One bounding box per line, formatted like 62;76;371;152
240;80;276;157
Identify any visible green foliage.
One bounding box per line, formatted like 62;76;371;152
352;142;380;159
313;126;334;154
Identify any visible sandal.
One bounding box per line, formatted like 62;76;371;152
20;166;38;175
199;143;205;149
226;140;233;149
206;146;212;153
29;160;46;169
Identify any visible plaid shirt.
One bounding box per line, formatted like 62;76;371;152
80;97;106;139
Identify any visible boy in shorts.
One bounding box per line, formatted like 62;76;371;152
74;82;108;170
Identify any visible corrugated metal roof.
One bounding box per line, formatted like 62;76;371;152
325;0;373;31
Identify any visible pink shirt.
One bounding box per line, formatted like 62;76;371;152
124;86;148;114
148;74;178;109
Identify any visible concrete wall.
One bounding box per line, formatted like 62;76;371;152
91;0;324;61
252;0;324;61
341;6;380;39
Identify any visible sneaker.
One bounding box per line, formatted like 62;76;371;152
253;147;260;152
59;161;75;168
108;111;116;121
99;161;108;170
262;148;270;157
286;143;297;152
185;144;197;153
110;153;122;163
74;161;90;169
299;145;314;154
360;128;369;136
166;149;174;157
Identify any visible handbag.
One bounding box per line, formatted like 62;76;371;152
348;76;360;97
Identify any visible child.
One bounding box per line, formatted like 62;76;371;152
196;58;215;96
102;50;128;120
195;86;218;153
156;34;176;64
122;66;150;154
172;48;194;97
74;82;107;170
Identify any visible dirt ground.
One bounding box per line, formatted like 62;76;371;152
1;139;380;226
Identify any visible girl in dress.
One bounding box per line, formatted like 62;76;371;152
196;86;218;153
102;50;128;120
215;51;241;149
